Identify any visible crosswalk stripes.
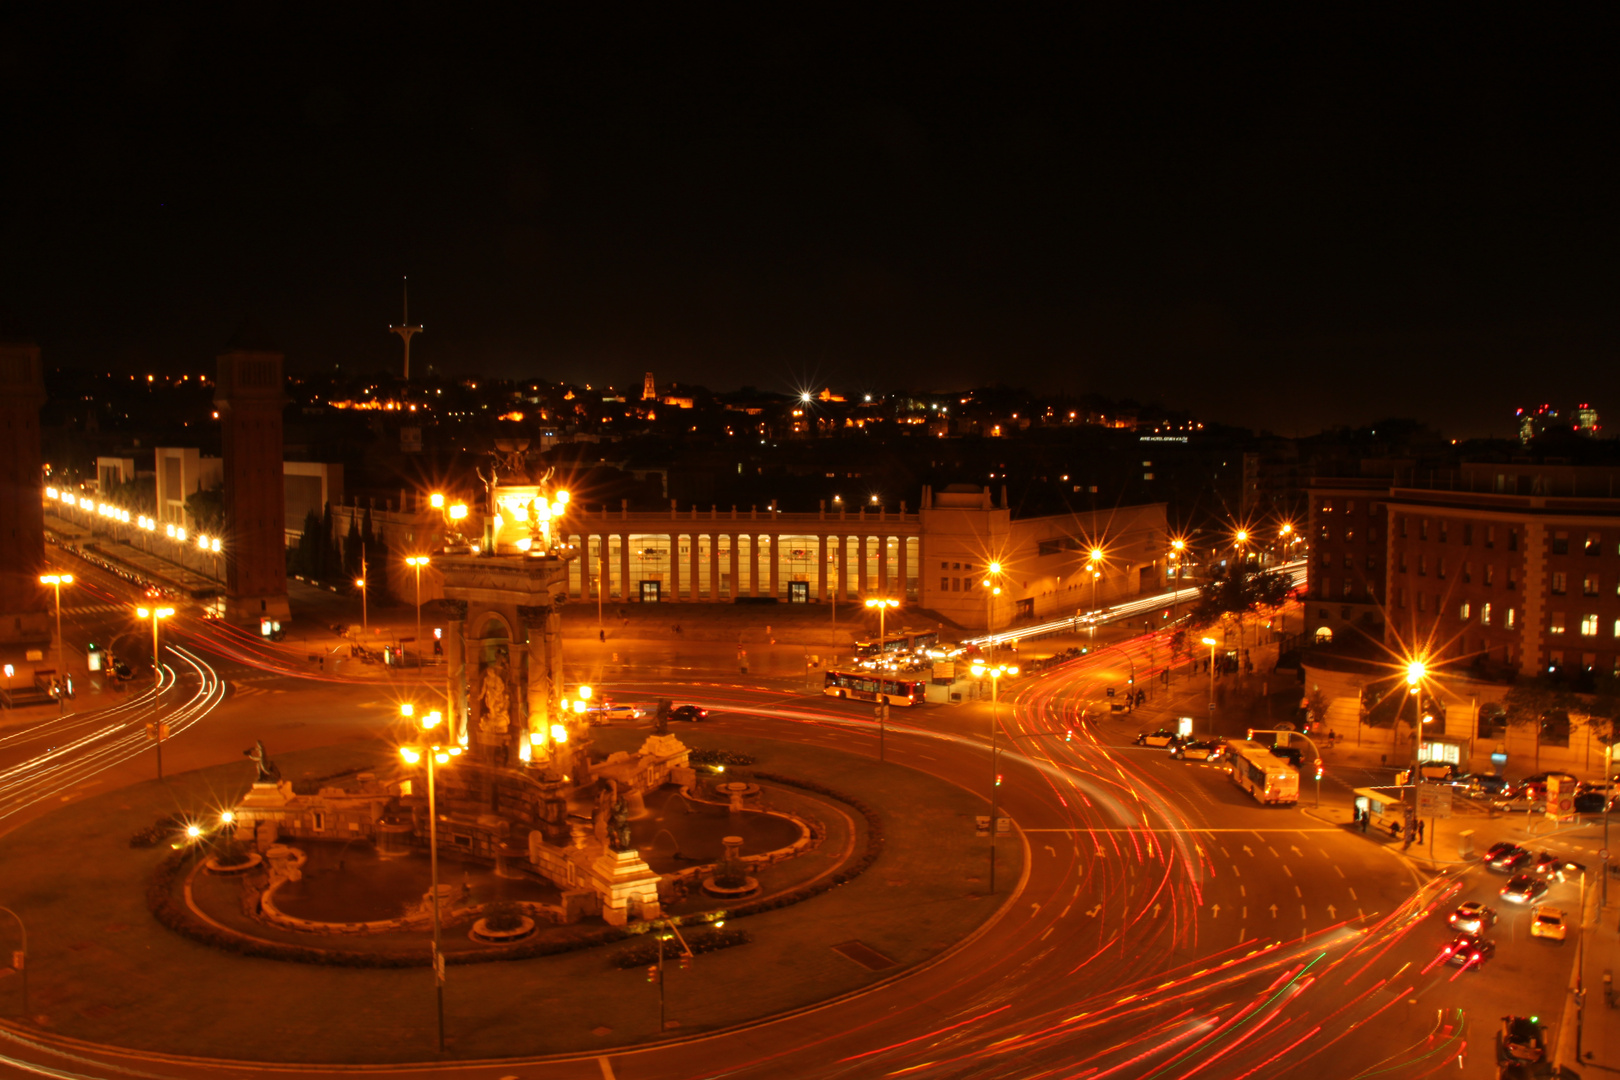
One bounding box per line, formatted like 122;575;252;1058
62;603;128;615
231;684;286;697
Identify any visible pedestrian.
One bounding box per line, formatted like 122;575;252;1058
1389;821;1401;839
599;629;606;643
1360;813;1369;834
1415;820;1424;843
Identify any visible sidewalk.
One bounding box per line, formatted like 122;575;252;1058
1568;881;1620;1074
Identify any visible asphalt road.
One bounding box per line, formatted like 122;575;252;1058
0;566;1592;1079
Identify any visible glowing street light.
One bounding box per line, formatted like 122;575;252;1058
1202;636;1218;722
406;555;431;666
398;703;461;1052
972;661;1018;893
137;605;175;780
40;573;73;714
864;598;900;761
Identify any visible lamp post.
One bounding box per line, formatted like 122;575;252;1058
0;905;26;1021
356;577;368;635
39;573;73;715
865;597;899;762
137;605;174;780
399;704;460;1053
406;555;430;667
1202;636;1217;730
972;661;1017;893
1406;659;1428;841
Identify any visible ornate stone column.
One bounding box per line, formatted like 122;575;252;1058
768;533;780;599
728;534;740;598
668;533;681;600
442;599;469;745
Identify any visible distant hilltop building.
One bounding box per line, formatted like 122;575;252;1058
642;372;656;401
1575;403;1600;436
1516;402;1600;444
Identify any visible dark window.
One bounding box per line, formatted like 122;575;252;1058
1486;525;1495;549
1551;571;1567;595
1439;521;1449;543
1366;554;1377;571
1551;531;1567;555
1437;557;1447;580
1400;516;1408;539
1584;575;1600;597
1586;532;1601;556
1463;523;1473;546
1508;530;1518;552
1420;519;1429;541
1485;564;1494;586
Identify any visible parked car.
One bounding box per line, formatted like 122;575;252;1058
1500;873;1548;904
1529;905;1567;942
1572;791;1609;813
1450;773;1509;796
1133;729;1178;748
1447;901;1498;934
669;705;708;722
1170;739;1225;762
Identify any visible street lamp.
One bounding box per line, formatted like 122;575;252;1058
406;555;431;666
1405;658;1428;840
1202;636;1218;727
972;660;1018;893
865;598;900;762
356;577;368;634
399;704;462;1053
39;573;73;714
137;605;175;780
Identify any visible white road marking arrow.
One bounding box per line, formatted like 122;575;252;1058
1154;903;1162;918
1270;904;1279;918
1327;904;1337;918
1031;903;1041;916
1045;844;1057;857
1086;903;1103;918
1242;845;1255;856
1210;904;1221;918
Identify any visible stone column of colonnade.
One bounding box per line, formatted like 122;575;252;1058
897;534;907;601
668;533;680;599
710;532;721;600
689;532;699;602
729;534;740;600
769;533;780;598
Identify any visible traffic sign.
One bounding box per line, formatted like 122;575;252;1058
1417;785;1452;819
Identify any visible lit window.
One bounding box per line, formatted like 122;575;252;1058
1549;613;1565;635
1481;602;1492;626
1460;602;1471;619
1507;608;1516;629
1581;614;1599;636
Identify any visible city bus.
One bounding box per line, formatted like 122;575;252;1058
824;669;925;706
1226;740;1300;805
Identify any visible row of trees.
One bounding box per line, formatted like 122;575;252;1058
287;503;395;604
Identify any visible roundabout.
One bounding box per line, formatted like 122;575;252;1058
0;725;1022;1065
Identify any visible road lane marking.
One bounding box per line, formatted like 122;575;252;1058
1232;865;1240;877
1334;866;1345;878
1268;846;1280;858
1300;905;1307;920
599;1058;616;1080
1282;865;1293;878
1348;887;1358;901
1240;885;1247;897
1294;886;1302;897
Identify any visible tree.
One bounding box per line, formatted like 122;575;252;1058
343;513;363;579
185;484;225;536
1503;676;1578;772
1192;566;1291;626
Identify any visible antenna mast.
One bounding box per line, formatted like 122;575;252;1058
388;277;424;381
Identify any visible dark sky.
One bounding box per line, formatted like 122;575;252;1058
2;7;1615;436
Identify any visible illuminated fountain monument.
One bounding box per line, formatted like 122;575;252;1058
426;446;685;925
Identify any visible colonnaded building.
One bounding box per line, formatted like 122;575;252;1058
330;484;1169;632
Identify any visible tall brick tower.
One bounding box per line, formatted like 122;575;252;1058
0;342;49;646
214;325;291;623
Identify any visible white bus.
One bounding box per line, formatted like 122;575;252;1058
1226;740;1300;805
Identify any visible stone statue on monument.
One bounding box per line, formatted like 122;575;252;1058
244;740;281;783
478;655;511;734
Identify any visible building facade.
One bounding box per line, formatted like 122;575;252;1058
331;484;1169;631
1307;464;1620;678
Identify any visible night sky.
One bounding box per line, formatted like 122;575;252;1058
1;8;1614;436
